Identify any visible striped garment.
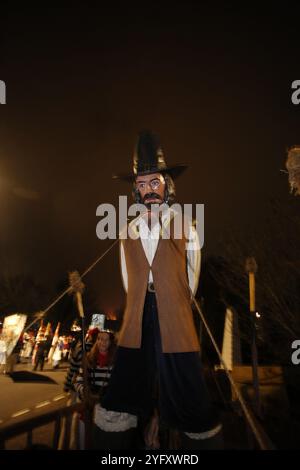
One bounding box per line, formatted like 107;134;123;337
74;363;113;401
63;340;93;392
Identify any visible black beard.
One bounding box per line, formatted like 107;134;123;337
142;192;163;205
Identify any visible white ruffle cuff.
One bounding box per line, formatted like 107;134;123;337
94;404;138;433
185;423;222;440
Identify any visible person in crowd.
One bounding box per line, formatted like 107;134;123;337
0;333;7;374
33;334;50;371
73;329;117;449
6;336;23;374
52;336;64;369
20;331;34;362
60;326;100;450
63;328;99;393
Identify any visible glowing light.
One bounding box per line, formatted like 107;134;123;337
255;312;261;318
4;314;19;326
107;312;117;320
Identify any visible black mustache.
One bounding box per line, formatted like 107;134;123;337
143;193;162;203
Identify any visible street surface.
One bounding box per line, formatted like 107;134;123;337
0;361;70;449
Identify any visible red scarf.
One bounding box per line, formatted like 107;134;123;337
97;351;108;368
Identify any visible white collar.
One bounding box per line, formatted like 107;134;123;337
129;206;179;236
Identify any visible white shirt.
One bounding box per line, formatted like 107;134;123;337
120;207;201;295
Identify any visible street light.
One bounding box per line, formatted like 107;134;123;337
285;145;300;196
245;257;262;417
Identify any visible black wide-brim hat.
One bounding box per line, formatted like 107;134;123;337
113;130;188;181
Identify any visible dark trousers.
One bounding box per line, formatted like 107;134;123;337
102;291;220;434
92;424;136;450
34;355;45;371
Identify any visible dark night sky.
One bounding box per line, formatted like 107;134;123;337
0;5;300;316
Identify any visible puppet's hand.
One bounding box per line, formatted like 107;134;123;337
144;410;160;449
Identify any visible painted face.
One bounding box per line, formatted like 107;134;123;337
135;173;166;208
97;332;110;353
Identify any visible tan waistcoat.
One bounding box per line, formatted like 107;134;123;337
118;216;200;353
